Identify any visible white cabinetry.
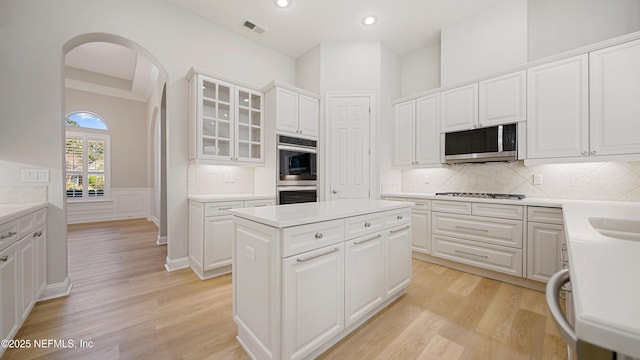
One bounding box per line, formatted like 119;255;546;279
392;94;440;167
441;70;526;133
382;197;431;255
526;207;565;283
189;197;275;280
18;236;34;321
265;83;320;138
384;224;412;297
345;232;383;327
0;242;19;350
188;70;264;164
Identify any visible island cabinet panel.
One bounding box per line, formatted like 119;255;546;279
231;200;413;360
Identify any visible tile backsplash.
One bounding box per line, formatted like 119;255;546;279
402;161;640;201
0;185;48;203
188;165;255;195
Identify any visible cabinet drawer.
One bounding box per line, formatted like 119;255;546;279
385;209;411;229
282;219;345;258
472;203;523;220
432;234;523;277
528;206;563;224
0;220;18;252
409;199;431;211
382;197;405;202
34;208;47;228
432;213;523;248
244;199;275;208
17;212;36;239
346;212;385;240
205;201;244;216
432;200;471;215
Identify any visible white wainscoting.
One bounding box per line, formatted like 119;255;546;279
66;187;152;224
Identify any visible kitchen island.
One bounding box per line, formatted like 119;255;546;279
229;199;413;360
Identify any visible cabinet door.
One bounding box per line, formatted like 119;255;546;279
440;83;478;132
275;87;300;135
345;233;384;327
19;236;34;321
236;87;263;162
411;210;431;254
204;215;234;271
590;39;640;156
197;75;235;160
527;222;564;283
384;225;412;297
34;228;46;298
527;55;589;159
0;243;20;343
416;94;440;165
283;243;344;360
479;70;526;127
298;94;319;137
392;100;416;166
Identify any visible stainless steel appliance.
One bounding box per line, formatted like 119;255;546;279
435;192;525;200
444;123;517;163
277;135;317;204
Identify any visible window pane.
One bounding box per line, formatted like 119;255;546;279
88;174;105;197
88;140;105;172
66;175;83;198
66;112;108;130
65;138;83;171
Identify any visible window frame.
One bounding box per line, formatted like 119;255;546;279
65;113;111;202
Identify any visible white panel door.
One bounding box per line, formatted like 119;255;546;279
416;94;440;165
384;225;412;297
527;54;589;159
440;83;478;132
19;237;34;321
275;87;299;134
590;39;640;156
527;222;564;283
298;94;319;137
330;97;371;199
479;70;526;127
204;215;233;271
344;233;384;327
283;243;344;360
411;210;431;254
34;228;46;297
0;243;20;343
392;100;415;166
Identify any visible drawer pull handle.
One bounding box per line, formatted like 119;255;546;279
0;255;8;262
253;204;267;207
314;232;323;239
1;231;17;239
353;234;381;245
455;226;489;232
297;247;339;263
364;222;371;228
33;231;43;238
560;244;568;262
218;207;233;210
389;225;410;234
397;215;403;220
454;250;488;259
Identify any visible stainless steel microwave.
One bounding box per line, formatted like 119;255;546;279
444;123;517;164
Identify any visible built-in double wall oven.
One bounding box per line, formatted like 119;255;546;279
277;135;318;205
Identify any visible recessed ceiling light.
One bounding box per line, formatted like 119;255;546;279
362;14;377;26
276;0;291;8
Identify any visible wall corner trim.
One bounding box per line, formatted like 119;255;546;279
165;256;190;272
39;276;73;301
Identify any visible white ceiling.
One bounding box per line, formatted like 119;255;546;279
167;0;506;58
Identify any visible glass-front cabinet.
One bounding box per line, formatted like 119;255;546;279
188;70;263;164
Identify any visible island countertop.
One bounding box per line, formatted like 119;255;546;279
228;199;413;228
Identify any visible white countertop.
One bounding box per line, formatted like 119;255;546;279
381;192;564;207
188;194;275;202
0;202;48;224
562;200;640;357
229;199;413;228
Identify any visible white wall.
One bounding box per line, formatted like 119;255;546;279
401;43;441;97
0;0;294;288
320;42;381;92
379;44;402;195
440;0;527;86
528;0;640;60
295;45;321;94
188;165;255;195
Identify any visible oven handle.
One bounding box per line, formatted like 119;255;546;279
546;269;577;348
277;186;318;191
277;145;317;154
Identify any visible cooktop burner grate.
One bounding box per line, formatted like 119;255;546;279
435;192;526;200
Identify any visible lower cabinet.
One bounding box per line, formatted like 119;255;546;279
384;225;412;297
345;232;384;327
203;215;234;271
282;243;345;360
411;208;431;255
526;207;565;283
19;236;35;321
0;242;20;346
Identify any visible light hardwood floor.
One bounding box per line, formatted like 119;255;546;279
4;219;568;359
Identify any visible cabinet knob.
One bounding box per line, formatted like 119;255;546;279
332;190;339;194
590;151;596;155
0;255;7;262
315;232;323;239
581;151;588;156
364;222;371;228
397;215;403;220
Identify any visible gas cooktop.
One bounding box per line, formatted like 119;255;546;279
435;192;526;200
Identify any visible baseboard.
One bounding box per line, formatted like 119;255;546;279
148;215;160;228
164;256;190;272
156;235;167;245
39;276;73;301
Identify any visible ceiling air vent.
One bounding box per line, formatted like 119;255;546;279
243;19;267;35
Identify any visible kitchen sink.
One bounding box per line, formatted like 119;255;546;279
588;217;640;242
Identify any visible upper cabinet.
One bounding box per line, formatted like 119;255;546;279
188;71;264;164
441;70;525;133
264;83;320;139
528;39;640;162
392;94;440;167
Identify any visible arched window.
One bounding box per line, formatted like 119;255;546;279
65;112;110;200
